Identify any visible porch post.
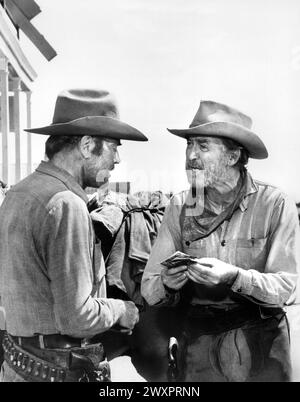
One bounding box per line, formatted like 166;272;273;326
0;57;9;184
11;76;21;182
26;90;32;175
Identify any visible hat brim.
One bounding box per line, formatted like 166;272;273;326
167;121;268;159
24;116;148;142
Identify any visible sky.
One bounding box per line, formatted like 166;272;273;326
18;0;300;200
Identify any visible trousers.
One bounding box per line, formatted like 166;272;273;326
174;307;291;382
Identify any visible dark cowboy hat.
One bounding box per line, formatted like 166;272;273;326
24;89;148;141
167;100;268;159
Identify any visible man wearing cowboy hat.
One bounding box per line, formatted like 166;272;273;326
141;100;300;382
0;89;148;382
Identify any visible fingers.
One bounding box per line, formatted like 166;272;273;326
166;265;188;275
188;263;211;276
165;271;187;281
161;268;189;290
161;266;186;281
170;276;189;290
118;301;139;330
196;257;215;266
186;269;210;285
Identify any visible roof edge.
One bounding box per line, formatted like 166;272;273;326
0;5;37;89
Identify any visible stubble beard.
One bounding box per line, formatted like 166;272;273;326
186;158;229;191
204;160;229;188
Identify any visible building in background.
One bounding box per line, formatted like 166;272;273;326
0;0;56;364
0;0;56;185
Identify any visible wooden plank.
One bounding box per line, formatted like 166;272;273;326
0;6;37;89
11;0;41;21
26;91;32;175
11;77;20;182
5;0;57;61
0;57;9;184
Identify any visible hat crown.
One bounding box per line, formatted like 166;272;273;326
52;89;119;124
189;100;252;130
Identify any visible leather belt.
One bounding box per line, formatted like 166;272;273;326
3;334;67;382
11;334;87;350
3;333;111;382
187;304;284;317
184;304;284;337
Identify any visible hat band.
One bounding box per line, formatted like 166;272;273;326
52;111;119;125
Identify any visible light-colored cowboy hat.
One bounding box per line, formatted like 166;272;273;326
167;100;268;159
24;89;148;142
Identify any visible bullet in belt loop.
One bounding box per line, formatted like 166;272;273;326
34;362;42;377
57;369;66;382
50;368;57;382
41;365;49;380
26;359;34;374
3;338;8;353
21;355;29;370
17;352;23;367
9;347;15;362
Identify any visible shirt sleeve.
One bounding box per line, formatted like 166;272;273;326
141;194;183;306
231;194;300;307
40;191;127;338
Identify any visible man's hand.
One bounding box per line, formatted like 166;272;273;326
186;257;239;287
117;301;139;334
161;265;189;291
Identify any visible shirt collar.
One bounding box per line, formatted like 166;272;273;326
36;160;89;204
239;170;259;212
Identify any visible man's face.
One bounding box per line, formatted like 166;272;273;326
185;136;230;189
83;138;121;188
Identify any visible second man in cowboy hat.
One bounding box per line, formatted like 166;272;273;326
141;100;300;382
0;88;148;382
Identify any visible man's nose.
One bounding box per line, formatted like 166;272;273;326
187;146;199;161
114;150;121;164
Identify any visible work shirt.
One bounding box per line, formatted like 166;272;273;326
141;172;300;307
0;161;127;338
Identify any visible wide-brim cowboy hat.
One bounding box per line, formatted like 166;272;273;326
24;89;148;142
167;100;268;159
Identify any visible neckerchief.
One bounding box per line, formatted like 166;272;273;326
181;169;248;243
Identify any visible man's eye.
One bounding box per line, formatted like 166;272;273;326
200;145;208;151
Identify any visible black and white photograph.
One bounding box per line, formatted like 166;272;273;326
0;0;300;385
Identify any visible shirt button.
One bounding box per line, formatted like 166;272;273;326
221;240;226;246
185;241;190;246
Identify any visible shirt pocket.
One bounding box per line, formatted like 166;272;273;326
93;242;106;285
235;237;268;271
182;239;207;258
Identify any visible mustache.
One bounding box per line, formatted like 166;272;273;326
186;164;203;170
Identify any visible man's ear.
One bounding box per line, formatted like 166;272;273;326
228;149;241;166
79;136;94;159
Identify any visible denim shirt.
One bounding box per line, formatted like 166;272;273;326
141;172;300;307
0;161;126;337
